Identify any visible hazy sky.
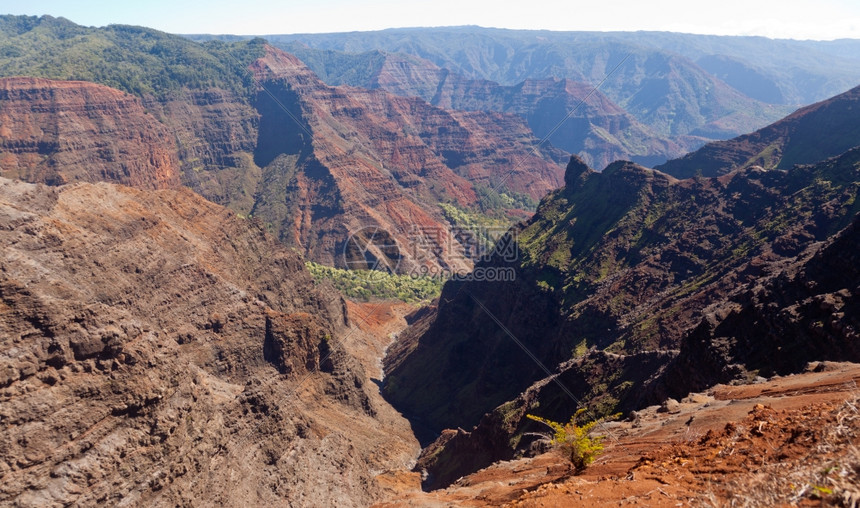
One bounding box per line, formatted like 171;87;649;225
5;0;860;40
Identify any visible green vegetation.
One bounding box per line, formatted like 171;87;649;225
526;409;606;471
275;43;388;87
305;261;445;303
439;202;514;256
0;15;265;98
474;185;538;213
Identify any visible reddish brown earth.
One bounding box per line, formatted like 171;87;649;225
0;77;181;189
376;362;860;507
141;88;261;213
0;177;419;506
0;45;568;274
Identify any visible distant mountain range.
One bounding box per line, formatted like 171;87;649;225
271;36;788;140
189;27;860;169
267;27;860;106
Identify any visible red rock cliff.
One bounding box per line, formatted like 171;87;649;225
0;77;181;189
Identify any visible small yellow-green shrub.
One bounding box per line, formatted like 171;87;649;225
526;408;605;471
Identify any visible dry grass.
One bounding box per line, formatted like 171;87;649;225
711;394;860;507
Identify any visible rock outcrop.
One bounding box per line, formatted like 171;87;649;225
0;177;418;506
654;211;860;396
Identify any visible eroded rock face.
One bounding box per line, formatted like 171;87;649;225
0;38;569;274
399;174;860;489
654;212;860;396
0;177;417;506
248;45;567;273
0;77;181;189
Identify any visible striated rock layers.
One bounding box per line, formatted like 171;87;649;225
0;177;418;506
0;77;181;189
0;41;569;273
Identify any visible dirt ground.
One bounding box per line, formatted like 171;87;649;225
371;361;860;507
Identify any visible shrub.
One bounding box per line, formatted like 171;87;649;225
526;408;605;471
304;261;445;303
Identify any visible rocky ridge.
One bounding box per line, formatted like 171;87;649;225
656;84;860;178
413;208;860;489
384;145;860;485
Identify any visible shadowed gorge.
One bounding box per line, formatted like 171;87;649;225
384;140;860;485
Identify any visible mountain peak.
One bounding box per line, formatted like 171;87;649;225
563;154;594;188
601;159;678;190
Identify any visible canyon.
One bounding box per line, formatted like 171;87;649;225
382;93;860;487
1;14;860;507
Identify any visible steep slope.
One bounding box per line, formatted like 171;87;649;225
0;177;418;506
0;77;181;189
654;206;860;396
656;84;860;178
384;148;860;446
414;205;860;489
247;45;566;272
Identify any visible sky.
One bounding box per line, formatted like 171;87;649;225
4;0;860;40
